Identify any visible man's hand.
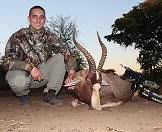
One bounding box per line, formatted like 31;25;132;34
64;70;75;85
30;67;43;81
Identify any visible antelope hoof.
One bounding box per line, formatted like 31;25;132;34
71;99;79;107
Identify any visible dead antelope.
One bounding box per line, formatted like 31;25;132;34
64;32;134;111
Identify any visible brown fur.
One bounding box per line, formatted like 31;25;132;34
100;73;134;105
69;70;94;107
69;32;134;110
69;70;134;109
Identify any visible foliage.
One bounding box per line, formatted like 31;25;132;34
0;54;2;65
46;15;87;71
0;55;8;88
105;0;162;73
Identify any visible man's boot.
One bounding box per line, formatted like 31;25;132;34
43;89;63;106
18;93;30;105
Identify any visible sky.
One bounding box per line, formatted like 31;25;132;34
0;0;144;74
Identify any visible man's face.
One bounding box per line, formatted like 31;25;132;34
28;8;46;31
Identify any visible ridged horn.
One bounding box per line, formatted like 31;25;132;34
96;32;107;71
73;31;96;71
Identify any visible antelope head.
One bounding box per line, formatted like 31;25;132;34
64;32;107;111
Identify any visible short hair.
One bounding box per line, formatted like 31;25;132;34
29;6;45;16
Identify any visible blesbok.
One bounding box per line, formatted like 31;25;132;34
64;32;134;111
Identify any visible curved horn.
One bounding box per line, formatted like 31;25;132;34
96;32;107;71
73;31;96;72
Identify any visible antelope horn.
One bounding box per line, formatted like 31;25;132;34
73;31;96;72
96;32;107;71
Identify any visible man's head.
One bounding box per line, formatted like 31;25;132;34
28;6;46;31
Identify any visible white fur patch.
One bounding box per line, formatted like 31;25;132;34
101;101;123;108
101;80;109;86
96;71;99;80
91;83;102;111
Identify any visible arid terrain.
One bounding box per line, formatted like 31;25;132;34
0;89;162;132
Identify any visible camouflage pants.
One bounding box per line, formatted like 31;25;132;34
6;53;66;96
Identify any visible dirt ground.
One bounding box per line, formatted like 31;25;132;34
0;90;162;132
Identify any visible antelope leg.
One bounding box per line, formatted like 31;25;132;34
101;101;123;108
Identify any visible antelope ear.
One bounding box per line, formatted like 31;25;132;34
101;80;109;86
63;79;81;87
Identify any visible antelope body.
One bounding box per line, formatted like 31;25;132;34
65;32;134;111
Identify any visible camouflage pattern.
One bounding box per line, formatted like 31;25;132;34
4;26;76;72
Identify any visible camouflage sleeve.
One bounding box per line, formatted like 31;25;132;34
4;34;35;71
48;32;76;72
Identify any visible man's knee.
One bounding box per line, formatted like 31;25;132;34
49;53;65;64
6;70;31;94
55;53;64;61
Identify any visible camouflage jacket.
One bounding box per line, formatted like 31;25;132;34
4;26;76;72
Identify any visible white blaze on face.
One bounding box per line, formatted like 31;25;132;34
96;71;100;80
91;71;102;111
